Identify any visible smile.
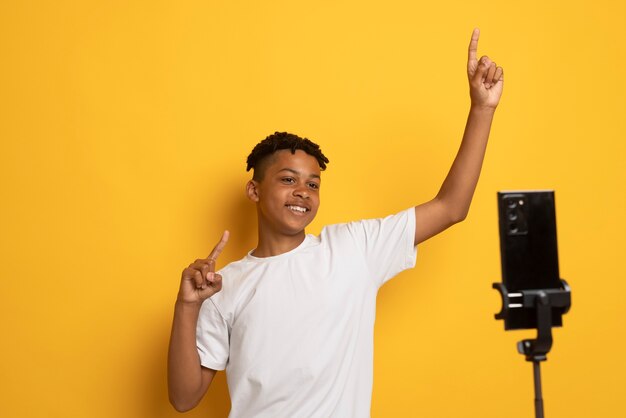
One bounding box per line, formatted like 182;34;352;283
286;205;309;213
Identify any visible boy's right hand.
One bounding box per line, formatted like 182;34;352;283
177;231;230;305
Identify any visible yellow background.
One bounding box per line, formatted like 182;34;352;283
1;1;625;417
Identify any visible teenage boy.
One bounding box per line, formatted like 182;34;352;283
168;28;503;417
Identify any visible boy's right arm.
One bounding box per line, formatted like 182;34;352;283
167;231;230;412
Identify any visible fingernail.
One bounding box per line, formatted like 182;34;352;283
485;83;491;88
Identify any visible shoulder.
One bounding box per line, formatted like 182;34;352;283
209;256;253;306
321;208;415;239
217;256;249;278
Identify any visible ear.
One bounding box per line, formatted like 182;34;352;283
246;180;260;202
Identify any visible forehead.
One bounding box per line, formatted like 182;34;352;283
265;149;321;176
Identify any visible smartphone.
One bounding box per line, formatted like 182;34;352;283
497;190;563;330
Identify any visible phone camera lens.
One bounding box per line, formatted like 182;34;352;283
507;200;517;209
508;212;518;221
509;223;518;233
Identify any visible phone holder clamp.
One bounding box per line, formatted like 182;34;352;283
492;280;571;362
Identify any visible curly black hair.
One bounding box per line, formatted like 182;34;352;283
246;132;329;180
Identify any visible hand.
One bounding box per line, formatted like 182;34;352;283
467;28;503;109
178;231;230;305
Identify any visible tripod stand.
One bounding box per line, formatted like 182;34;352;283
493;280;571;418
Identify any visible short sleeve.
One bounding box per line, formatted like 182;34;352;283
196;297;230;371
346;207;417;287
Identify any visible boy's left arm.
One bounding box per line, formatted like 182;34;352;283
414;28;504;245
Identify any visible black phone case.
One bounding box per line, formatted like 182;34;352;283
497;191;563;330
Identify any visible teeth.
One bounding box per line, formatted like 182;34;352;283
287;205;307;213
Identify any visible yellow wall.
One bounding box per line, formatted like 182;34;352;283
1;1;624;417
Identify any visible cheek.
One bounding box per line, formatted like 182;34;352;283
311;197;321;212
268;190;289;210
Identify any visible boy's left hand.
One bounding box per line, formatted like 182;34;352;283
467;28;503;109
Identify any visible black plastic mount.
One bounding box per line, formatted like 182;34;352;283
493;280;571;362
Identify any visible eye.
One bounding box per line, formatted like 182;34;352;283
308;182;320;190
281;177;296;184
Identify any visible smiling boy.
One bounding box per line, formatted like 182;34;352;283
168;28;503;417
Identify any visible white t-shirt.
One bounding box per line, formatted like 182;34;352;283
196;208;417;417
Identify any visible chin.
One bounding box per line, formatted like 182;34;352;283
282;224;309;236
282;220;313;236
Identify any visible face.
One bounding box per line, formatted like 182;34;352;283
247;149;321;237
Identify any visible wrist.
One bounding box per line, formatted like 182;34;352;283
175;298;203;311
469;103;497;115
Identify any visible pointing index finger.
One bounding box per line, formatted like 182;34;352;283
468;28;480;62
207;230;230;271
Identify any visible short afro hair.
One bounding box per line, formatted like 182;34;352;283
246;132;329;180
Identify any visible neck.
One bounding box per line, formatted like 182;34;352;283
253;225;306;258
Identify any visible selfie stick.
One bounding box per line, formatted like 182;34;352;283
493;280;572;418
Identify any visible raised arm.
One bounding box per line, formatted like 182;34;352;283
413;28;503;245
168;231;229;411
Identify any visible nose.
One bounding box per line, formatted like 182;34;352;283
293;185;309;199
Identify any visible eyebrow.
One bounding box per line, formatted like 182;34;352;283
277;168;321;180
